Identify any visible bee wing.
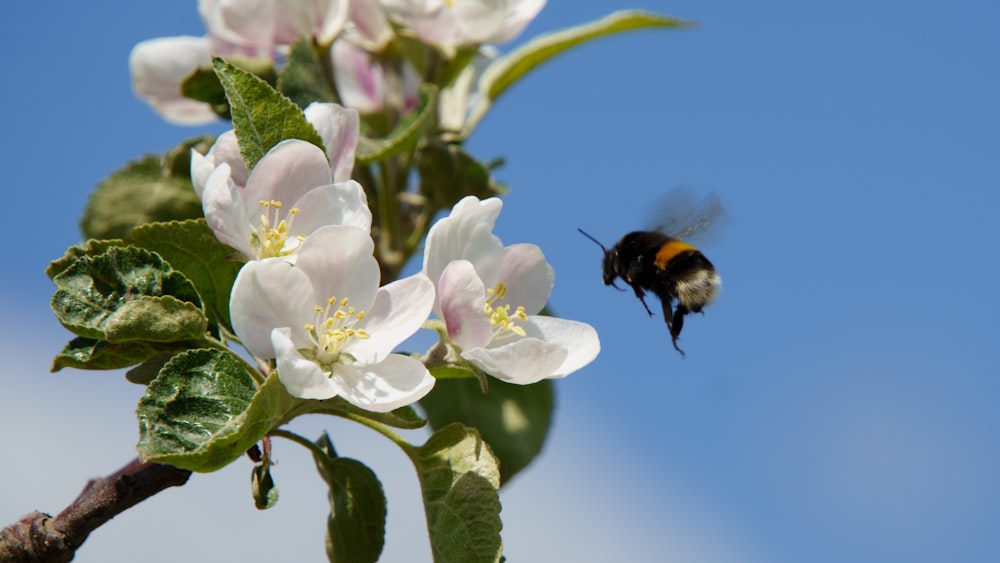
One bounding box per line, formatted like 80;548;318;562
648;188;726;243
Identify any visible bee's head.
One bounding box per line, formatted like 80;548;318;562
577;228;625;290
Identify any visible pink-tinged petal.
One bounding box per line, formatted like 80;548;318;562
304;103;360;182
129;36;218;126
423;196;504;291
330;42;386;114
460;0;546;44
349;274;435;363
295;226;380;310
437;260;492;350
344;0;393;49
190;150;215;199
201;164;254;257
206;131;249;186
497;243;553;315
273;0;348;46
200;0;276;55
290;180;372;235
334;354;435;412
230;259;315;358
243;140;333;213
462;337;567;385
273;328;343;399
521;316;600;378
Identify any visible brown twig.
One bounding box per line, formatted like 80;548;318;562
0;457;191;562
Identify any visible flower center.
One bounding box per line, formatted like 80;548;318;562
250;200;303;259
484;282;528;339
304;297;370;366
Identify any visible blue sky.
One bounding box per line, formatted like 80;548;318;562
3;1;999;561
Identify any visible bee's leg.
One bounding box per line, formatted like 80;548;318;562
667;303;688;357
631;284;654;316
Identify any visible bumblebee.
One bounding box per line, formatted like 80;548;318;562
578;191;722;356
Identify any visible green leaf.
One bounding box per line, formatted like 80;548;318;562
293;396;427;430
467;10;692;133
420;378;553;485
412;424;502;563
133;219;245;330
163;135;216;178
125;351;182;384
46;240;125;281
181;57;277;120
50;246;203;341
278;38;338;109
81;155;203;241
416;140;503;211
51;337;160;373
252;463;280;510
104;295;207;342
312;433;387;563
355;85;438;164
212;56;325;170
137;351;292;472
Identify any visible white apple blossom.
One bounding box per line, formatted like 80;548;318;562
380;0;546;53
422;196;600;384
230;225;436;410
197;138;371;261
131;0;348;124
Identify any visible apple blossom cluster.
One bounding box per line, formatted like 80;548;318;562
131;0;546;124
189;106;598;411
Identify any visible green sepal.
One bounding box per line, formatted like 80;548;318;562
252;463;280;510
212;57;325;170
80;155;203;242
416;140;503;210
291;396;427;430
412;424;502;563
466;10;693;133
420;378;554;485
355;85;438;164
46;240;126;281
132;219;244;331
312;433;387;563
50;246;204;341
51;337;160;373
137;352;292;473
181;56;277;120
278;38;338;109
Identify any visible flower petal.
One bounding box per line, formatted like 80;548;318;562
521;316;600;378
230;258;315;358
201;163;254;257
423;196;504;292
437;260;492;350
290;179;372;235
348;273;435;363
295;225;380;310
304;102;359;182
334;354;435;412
273;327;343;399
461;337;568;385
206;130;249;186
242;139;333;213
129;36;218;125
497;243;553;315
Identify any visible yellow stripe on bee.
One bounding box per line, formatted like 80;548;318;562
654;240;696;270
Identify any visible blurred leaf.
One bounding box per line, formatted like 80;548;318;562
416;141;503;210
355;85;438;164
278;38;338;108
468;10;692;133
81;155;203;241
133;219;244;330
137;353;291;473
125;350;183;384
312;433;386;563
51;337;160;373
212;57;325;170
420;378;553;485
50;246;203;341
412;424;502;563
163;135;216;178
252;463;280;510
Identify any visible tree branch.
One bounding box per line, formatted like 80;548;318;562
0;457;191;562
